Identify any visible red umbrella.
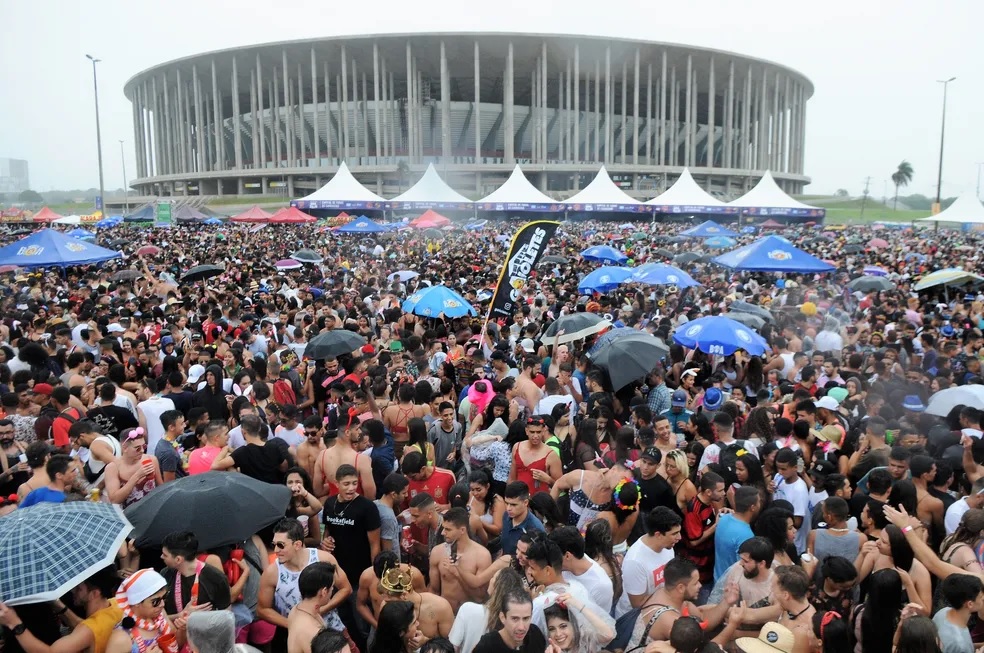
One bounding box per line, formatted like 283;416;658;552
868;238;889;249
0;265;19;273
136;245;160;256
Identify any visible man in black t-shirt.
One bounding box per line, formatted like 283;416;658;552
212;414;289;483
159;531;231;617
473;590;545;653
633;448;676;543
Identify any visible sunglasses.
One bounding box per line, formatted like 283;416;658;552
149;592;169;607
272;541;294;550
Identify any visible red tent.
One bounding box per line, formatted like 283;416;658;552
759;219;785;229
410;209;451;228
268;207;317;224
229;205;274;223
32;207;64;223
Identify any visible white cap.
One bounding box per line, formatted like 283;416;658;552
815;396;839;411
106;323;125;333
187;364;206;384
520;338;536;353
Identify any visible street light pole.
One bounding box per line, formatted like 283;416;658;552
86;54;106;217
119;140;129;215
935;76;956;210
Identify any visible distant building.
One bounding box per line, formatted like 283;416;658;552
0;158;30;194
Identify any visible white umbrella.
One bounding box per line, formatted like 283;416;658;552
925;386;984;417
53;215;81;225
388;270;419;282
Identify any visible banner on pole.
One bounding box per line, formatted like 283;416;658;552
487;220;560;321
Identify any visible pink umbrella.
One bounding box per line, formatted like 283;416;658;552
0;265;19;274
275;259;302;270
868;238;889;249
136;245;160;256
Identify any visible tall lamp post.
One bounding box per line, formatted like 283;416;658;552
119;140;129;215
935;76;956;212
86;54;106;218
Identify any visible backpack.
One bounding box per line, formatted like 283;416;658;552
610;602;676;653
546;434;574;474
49;408;81;442
273;378;297;407
718;440;749;476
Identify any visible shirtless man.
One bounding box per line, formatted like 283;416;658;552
356;551;426;629
312;413;375;501
378;554;454;642
432;507;493;611
515;357;544;411
910;454;945;546
295;417;326;480
771;565;816;653
287;562;337;653
653;415;677;475
641;558;737;642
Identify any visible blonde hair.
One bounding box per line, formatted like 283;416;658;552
666;450;690;479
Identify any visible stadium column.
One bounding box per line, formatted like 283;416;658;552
771;73;780;172
741;69;751;172
381;57;390;162
573;44;579;164
352;59;361;162
562;59;569;164
312;49;320;166
441;41;451;161
182;76;193;176
299;64;308;167
532;66;538;162
134;84;144;181
707;57;715;172
633;49;639;167
212;60;223;175
341;46;350;161
620;60;627;164
323;63;333;164
388;70;396;162
798;85;807;175
684;54;692;168
174;70;184;174
374;44;381;162
659;50;666;167
256;54;265;171
645;62;653;166
725;60;734;174
759;69;768;172
593;60;600;163
362;71;369;161
162;74;173;176
541;41;548;165
473;40;480;166
416;66;424;162
604;46;611;165
250;70;259;171
669;65;676;168
272;70;281;172
504;41;514;165
781;75;790;173
281;51;292;168
405;42;414;162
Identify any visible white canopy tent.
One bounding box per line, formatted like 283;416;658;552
918;192;984;225
646;168;730;214
476;165;562;212
728;171;825;218
390;164;473;208
292;162;387;210
53;215;82;225
564;166;643;212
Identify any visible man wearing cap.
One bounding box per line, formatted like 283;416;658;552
661;390;694;437
31;383;58;443
812;396;846;453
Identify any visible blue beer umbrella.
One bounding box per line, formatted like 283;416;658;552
705;236;737;249
580;245;628;265
402;285;477;318
631;263;701;288
577;266;633;294
672;315;769;356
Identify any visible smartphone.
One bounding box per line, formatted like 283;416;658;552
18;454;27;464
796;457;805;474
448;541;458;564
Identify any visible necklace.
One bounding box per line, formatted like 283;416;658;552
333;497;354;519
785;603;811;620
297;606;323;624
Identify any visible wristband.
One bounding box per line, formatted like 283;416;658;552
902;525;914;534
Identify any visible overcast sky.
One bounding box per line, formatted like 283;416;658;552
2;0;981;199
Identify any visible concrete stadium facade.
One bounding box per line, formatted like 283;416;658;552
124;33;815;201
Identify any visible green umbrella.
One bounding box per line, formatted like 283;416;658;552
630;232;649;241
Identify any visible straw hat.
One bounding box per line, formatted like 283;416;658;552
735;622;796;653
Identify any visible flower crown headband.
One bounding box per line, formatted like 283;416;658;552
612;477;640;512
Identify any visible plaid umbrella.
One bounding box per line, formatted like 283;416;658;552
0;502;132;605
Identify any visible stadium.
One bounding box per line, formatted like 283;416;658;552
123;33;814;202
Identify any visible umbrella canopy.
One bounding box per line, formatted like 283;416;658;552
653;248;676;259
335;218;389;233
580;245;628;265
630;232;649;241
630;263;701;288
705;236;737;249
925;386;984;417
203;217;223;225
0;502;132;605
387;270;419;282
0;229;122;269
868;238;889;249
107;238;128;249
539;255;569;265
914;268;984;291
847;276;895;292
111;269;144;282
862;265;888;277
842;244;864;254
588;332;669;391
136;245;160;256
229;205;274;223
587;327;644;356
402;285;476;318
679;220;739;238
712;235;835;273
305;330;368;360
728;300;775;322
726;311;766;330
291;248;324;264
275;259;303;270
673;252;701;265
124;472;291;550
422;228;444;240
65;228;95;239
672;315;769;355
578;266;633;294
0;265;19;273
181;264;225;282
543;313;613;343
53;215;82;225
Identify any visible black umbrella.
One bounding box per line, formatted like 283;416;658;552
673;252;701;265
539;255;569;265
423;228;444;240
654;248;676;259
180;264;225;283
543;313;613;344
728;300;774;323
291;248;324;264
843;244;864;254
847;275;895;292
305;329;367;360
588;333;669;391
124;472;291;549
108;238;128;249
111;269;144;282
726;311;765;330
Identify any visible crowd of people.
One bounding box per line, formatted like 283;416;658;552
0;216;984;653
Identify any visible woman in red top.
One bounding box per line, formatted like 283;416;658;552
509;415;562;493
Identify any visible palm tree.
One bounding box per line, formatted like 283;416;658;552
891;160;914;210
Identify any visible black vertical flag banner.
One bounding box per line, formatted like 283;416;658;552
487;221;560;321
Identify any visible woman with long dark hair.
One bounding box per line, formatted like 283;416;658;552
584;519;622;600
594;477;640;557
593;406;618;454
939;508;984;574
856;525;932;611
468;469;505;544
572;418;603;472
894;615;942;653
727;453;768;510
369;600;421;653
740;406;776;445
811;610;852;653
403;417;435;469
853;568;904;653
754;507;798;567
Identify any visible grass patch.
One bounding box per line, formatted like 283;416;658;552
823;206;926;224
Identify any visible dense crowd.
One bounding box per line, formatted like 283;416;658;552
1;217;984;653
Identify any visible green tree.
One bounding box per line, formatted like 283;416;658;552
835;188;849;197
891;161;914;210
17;189;43;203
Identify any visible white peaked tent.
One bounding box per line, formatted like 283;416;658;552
476;165;561;211
646;168;730;213
292;162;386;209
564;166;642;211
918;192;984;225
390;164;473;208
728;171;824;217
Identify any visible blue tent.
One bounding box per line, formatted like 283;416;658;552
0;229;122;268
712;235;835;273
65;228;96;239
203;217;223;225
680;220;739;238
335;217;389;233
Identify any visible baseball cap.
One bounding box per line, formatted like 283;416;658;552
735;622;795;653
161;335;175;346
106;323;125;334
361;344;376;356
520;338;536;353
902;395;926;412
815;396;839;411
31;383;54;396
671;389;688;407
703;387;723;411
187;364;206;384
810;459;837;479
641;447;663;464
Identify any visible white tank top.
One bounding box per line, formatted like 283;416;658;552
274;548;345;631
